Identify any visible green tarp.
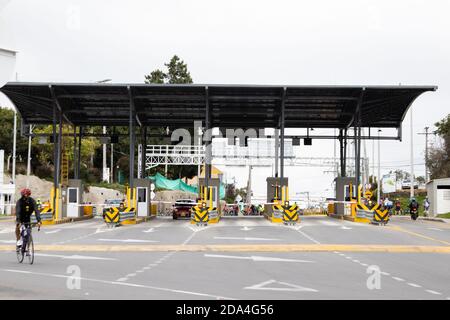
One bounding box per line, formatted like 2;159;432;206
148;173;225;199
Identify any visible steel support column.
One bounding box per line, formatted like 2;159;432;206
280;87;286;179
354;89;365;188
73;125;77;179
51;87;57;213
339;129;345;177
141;126;147;178
205;87;211;187
76;126;83;179
128;86;135;189
274;129;279;177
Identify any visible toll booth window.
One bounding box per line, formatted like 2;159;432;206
68;189;77;203
138;188;146;202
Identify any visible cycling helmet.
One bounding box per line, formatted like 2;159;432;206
20;188;31;197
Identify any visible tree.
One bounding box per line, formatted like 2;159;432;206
427;114;450;179
144;55;193;84
0;108;28;166
144;69;165;84
165;55;193;84
143;55;196;180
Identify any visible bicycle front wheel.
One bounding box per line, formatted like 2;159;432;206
26;235;34;265
16;245;24;263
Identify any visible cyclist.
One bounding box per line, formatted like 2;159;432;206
394;198;402;215
15;188;41;248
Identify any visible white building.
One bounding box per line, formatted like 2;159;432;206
426;178;450;217
0;150;15;215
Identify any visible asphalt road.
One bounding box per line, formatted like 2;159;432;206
0;215;449;300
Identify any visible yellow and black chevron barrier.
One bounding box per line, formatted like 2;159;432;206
350;184;389;225
104;207;120;224
373;209;390;225
272;186;299;225
191;186;216;226
191;203;209;225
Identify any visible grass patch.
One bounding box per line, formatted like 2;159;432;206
384;193;427;216
437;213;450;219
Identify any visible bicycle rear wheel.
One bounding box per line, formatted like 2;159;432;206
26;235;34;264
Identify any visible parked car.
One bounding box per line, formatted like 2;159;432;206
401;180;419;190
172;199;197;219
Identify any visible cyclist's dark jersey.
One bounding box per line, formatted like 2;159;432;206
16;197;41;223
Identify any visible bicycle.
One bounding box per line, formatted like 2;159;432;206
16;222;40;265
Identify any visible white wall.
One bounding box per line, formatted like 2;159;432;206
0;47;16;87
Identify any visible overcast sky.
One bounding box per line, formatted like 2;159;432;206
1;0;449;200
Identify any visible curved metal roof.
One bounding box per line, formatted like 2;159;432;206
0;82;436;129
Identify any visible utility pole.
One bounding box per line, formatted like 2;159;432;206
26;125;34;188
12;109;17;185
418;127;431;182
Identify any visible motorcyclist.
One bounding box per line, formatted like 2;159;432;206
409;198;419;214
15;188;41;248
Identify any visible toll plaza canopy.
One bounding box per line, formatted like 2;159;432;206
0;82;436;129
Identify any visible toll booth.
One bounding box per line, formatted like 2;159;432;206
264;177;288;220
334;177;356;215
134;178;152;217
198;178;221;223
64;179;84;218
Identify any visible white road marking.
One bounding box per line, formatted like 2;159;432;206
95;227;117;234
98;239;159;243
381;272;390;276
0;240;16;244
341;226;352;230
143;228;155;233
204;254;314;263
392;277;405;282
35;253;117;261
0;268;237;300
427;227;442;231
244;280;318;292
295;229;321;244
0;228;14;234
45;229;61;234
116;277;128;282
425;290;441;295
240;226;253;231
320;221;339;226
407;283;422;288
214;236;280;241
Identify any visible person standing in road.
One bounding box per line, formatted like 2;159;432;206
424;198;430;217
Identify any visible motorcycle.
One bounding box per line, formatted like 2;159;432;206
410;206;419;220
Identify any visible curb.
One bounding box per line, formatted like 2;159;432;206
421;217;449;223
51;214;94;225
328;214;344;220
